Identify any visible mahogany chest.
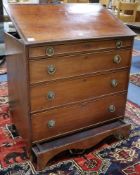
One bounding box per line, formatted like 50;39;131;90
4;2;135;170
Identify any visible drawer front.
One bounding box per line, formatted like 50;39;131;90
30;49;131;84
30;70;129;112
31;93;127;142
29;39;132;58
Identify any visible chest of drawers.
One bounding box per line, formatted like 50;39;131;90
4;3;135;170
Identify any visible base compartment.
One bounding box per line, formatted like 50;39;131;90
32;119;130;171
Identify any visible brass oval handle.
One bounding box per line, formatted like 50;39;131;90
113;55;122;64
116;40;123;48
48;120;56;128
48;65;56;75
46;47;54;57
111;79;118;87
47;91;55;100
108;105;116;113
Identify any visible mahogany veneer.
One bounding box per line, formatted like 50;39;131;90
31;92;127;142
32;120;131;170
30;49;131;84
4;2;135;170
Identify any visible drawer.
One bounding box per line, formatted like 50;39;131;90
28;39;132;58
31;93;127;142
30;70;129;112
32;120;130;170
30;49;131;84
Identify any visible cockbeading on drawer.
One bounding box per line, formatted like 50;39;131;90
29;48;131;84
30;69;129;113
31;92;127;143
28;39;133;58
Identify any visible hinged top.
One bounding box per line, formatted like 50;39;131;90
4;3;135;44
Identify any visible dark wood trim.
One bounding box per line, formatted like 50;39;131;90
0;0;4;22
32;120;131;170
3;3;136;45
5;31;32;149
136;11;140;22
5;3;134;170
29;67;130;87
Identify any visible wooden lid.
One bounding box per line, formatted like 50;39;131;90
4;3;135;44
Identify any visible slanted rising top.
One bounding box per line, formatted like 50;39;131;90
4;3;135;44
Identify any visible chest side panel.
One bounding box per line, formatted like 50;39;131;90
5;32;31;147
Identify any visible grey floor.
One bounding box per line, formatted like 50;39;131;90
127;39;140;106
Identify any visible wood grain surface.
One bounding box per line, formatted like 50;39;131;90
28;39;132;58
31;92;127;142
32;120;130;170
30;69;129;112
4;3;135;44
30;49;131;84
